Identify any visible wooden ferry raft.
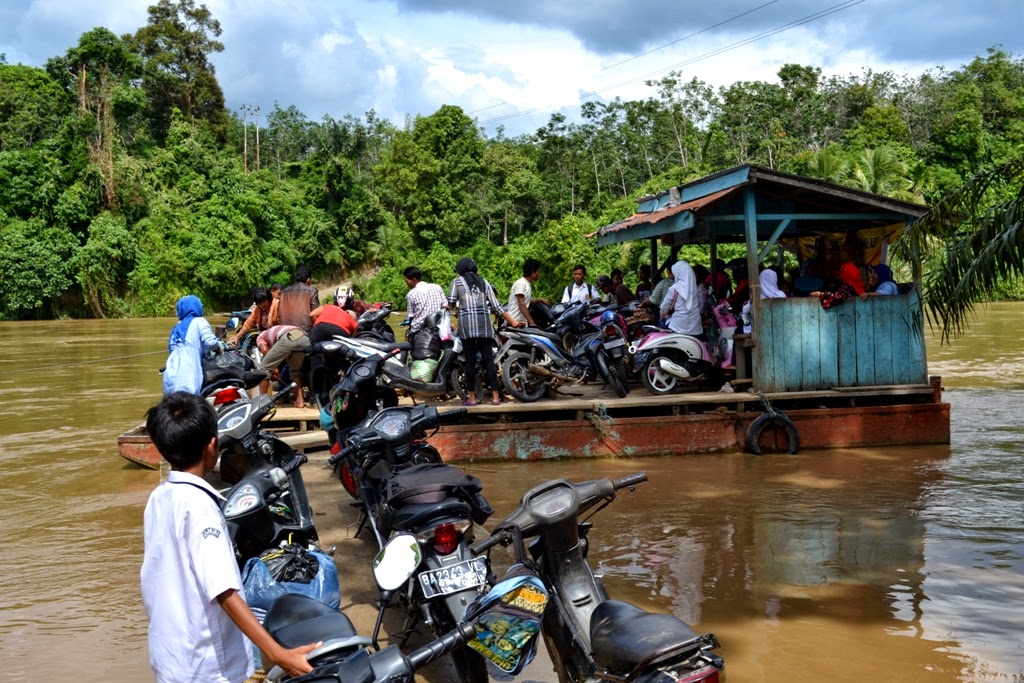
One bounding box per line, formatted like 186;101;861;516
116;406;326;469
117;377;948;467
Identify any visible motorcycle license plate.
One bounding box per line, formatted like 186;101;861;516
605;338;626;350
418;557;488;598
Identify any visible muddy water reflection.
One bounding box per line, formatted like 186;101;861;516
1;307;1023;682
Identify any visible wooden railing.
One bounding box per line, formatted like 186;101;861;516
752;291;928;392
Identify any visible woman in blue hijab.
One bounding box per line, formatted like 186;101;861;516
163;295;220;395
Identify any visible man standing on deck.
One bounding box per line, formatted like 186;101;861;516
403;266;447;338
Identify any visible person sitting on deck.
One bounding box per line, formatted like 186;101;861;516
759;267;788;299
660;261;704;337
872;264;900;296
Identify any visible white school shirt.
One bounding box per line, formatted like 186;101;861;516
141;471;254;683
561;281;597;304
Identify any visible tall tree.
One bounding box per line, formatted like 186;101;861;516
47;28;143;208
130;0;228;142
0;65;69;151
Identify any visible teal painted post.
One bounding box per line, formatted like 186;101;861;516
872;298;895;384
854;300;876;386
798;299;820;390
836;302;858;386
906;290;928;383
758;299;778;391
818;300;839;388
782;303;803;391
889;295;913;384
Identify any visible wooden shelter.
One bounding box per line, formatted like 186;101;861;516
595;165;933;394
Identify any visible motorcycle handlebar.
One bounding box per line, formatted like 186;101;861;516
406;622;476;670
614;472;648;490
438;407;467;422
282;453;308;475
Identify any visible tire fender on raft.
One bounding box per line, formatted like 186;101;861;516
745;410;799;455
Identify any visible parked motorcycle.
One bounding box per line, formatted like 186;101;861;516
214;384;319;556
355;303;398;344
473;473;724;683
499;300;628;402
260;533;544;683
630;300;736;395
330;404;494;683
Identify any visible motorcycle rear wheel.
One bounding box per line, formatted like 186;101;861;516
501;351;547;402
640;357;679;395
448;365;487;403
612;357;630;394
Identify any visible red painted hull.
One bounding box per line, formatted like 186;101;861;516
429;402;951;461
118;424;162;469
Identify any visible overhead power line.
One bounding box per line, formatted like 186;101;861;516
476;0;866;127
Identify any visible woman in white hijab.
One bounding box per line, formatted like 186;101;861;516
759;268;787;299
660;261;704;336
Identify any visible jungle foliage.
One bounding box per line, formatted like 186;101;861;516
0;1;1022;327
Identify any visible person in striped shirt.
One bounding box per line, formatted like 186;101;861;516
448;258;523;406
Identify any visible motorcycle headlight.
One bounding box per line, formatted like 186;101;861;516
223;483;262;516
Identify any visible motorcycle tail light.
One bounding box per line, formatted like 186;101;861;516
213;387;242;404
329;441;341;455
604;326;619;338
675;666;720;683
416;519;471;555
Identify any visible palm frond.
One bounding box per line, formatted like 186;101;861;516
898;154;1024;341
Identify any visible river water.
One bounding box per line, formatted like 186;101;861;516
0;305;1022;682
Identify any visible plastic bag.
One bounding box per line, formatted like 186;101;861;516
438;309;453;342
241;545;340;614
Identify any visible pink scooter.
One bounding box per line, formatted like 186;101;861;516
629;301;737;395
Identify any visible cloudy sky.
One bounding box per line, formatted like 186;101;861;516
2;0;1023;136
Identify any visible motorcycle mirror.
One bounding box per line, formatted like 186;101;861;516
372;534;421;591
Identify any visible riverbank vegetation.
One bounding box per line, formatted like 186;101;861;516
1;0;1022;325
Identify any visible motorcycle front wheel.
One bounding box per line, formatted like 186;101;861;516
501;351;547;402
448;365;487;403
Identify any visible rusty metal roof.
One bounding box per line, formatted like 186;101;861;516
592;186;739;238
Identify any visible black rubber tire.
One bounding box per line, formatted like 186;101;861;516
450;645;489;683
501;351;547;402
449;366;487;403
598;350;627;398
745;411;800;455
612;357;630;394
640;357;679;395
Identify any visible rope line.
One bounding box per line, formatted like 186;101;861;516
3;350;166;375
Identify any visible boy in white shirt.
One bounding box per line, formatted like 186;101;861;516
507;258;548;327
140;392;319;683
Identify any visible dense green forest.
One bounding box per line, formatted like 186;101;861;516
1;0;1023;320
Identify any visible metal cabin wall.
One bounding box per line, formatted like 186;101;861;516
752;291;928;392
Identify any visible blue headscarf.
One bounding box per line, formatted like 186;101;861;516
169;295;204;350
874;264;893;284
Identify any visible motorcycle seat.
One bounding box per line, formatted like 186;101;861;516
390;497;473;532
590;600;702;672
263;594;368;650
525;328;562;342
357;338;412;354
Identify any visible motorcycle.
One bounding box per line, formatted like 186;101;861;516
260;533;545;683
499;300;628;402
214;383;319;556
630;301;737;395
473;473;724;683
355;303;397;344
329;404;494;683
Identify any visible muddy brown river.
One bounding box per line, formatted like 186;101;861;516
1;306;1022;682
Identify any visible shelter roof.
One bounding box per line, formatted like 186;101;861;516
594;165;930;246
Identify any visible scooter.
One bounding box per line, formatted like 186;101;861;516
329;404;494;683
260;533;545;683
499;300;628;402
473;473;724;683
630;300;736;395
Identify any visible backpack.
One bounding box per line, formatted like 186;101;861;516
563;282;596;302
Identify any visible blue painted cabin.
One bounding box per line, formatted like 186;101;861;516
595;165;932;394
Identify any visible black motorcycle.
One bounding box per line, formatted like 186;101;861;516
259;533;544;683
330;404;493;683
473;473;724;683
499;300;629;402
214;384;319;557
